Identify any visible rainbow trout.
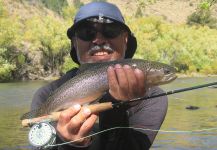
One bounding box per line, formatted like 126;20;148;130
21;59;176;119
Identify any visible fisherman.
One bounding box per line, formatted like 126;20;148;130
31;2;168;150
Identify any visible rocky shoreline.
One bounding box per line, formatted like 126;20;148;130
177;73;217;78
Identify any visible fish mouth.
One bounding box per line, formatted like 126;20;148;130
162;73;177;84
146;68;177;86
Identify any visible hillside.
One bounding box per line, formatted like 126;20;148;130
3;0;217;24
1;0;217;82
3;0;62;19
68;0;217;24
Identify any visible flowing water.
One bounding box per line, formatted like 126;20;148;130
0;77;217;149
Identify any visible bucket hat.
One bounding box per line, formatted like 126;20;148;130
67;2;137;64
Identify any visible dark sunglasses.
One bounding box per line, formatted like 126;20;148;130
74;22;125;41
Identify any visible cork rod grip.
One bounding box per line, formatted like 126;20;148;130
21;102;113;127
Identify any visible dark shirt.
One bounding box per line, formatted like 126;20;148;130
31;68;168;150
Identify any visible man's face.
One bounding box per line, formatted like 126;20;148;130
73;21;128;64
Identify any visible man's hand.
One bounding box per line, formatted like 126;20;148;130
107;64;146;101
56;104;98;146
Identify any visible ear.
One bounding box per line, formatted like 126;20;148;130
123;31;128;44
125;36;128;43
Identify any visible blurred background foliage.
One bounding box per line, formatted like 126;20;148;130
0;0;217;82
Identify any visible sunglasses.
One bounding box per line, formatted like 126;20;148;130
74;22;125;41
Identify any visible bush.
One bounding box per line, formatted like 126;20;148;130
0;64;15;82
61;56;78;74
23;15;70;72
39;0;68;14
127;16;217;75
187;1;217;29
187;9;217;29
1;0;217;81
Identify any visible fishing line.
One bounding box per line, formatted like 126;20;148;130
48;126;217;147
10;125;217;149
48;82;217;147
169;96;186;101
27;81;217;148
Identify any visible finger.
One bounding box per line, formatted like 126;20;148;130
114;64;129;94
58;104;81;126
134;68;146;96
123;65;137;98
79;114;98;137
67;107;91;132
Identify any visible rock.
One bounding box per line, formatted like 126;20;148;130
185;105;200;110
208;85;217;88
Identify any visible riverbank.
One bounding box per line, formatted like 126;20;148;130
177;73;217;78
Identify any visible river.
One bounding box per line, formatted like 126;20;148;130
0;77;217;149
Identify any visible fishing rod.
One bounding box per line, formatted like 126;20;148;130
118;81;217;107
22;81;217;127
24;81;217;149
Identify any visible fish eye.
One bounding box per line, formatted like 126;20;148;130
164;68;171;74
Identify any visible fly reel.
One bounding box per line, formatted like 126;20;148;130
28;122;56;149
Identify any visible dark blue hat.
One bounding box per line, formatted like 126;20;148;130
67;2;137;64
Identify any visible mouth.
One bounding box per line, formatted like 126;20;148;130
88;49;114;63
88;45;114;57
91;50;112;56
86;45;115;62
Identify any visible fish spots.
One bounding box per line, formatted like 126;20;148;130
132;63;137;67
131;63;137;70
21;59;177;119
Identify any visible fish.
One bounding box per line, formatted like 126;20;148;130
20;59;177;120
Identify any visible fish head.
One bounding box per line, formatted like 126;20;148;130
161;66;177;83
146;64;177;86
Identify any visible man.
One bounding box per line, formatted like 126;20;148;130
31;2;168;150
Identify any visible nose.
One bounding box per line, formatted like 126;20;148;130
92;31;107;45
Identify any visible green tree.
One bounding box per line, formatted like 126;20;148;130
23;16;70;73
127;16;217;74
0;1;22;81
187;0;217;29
